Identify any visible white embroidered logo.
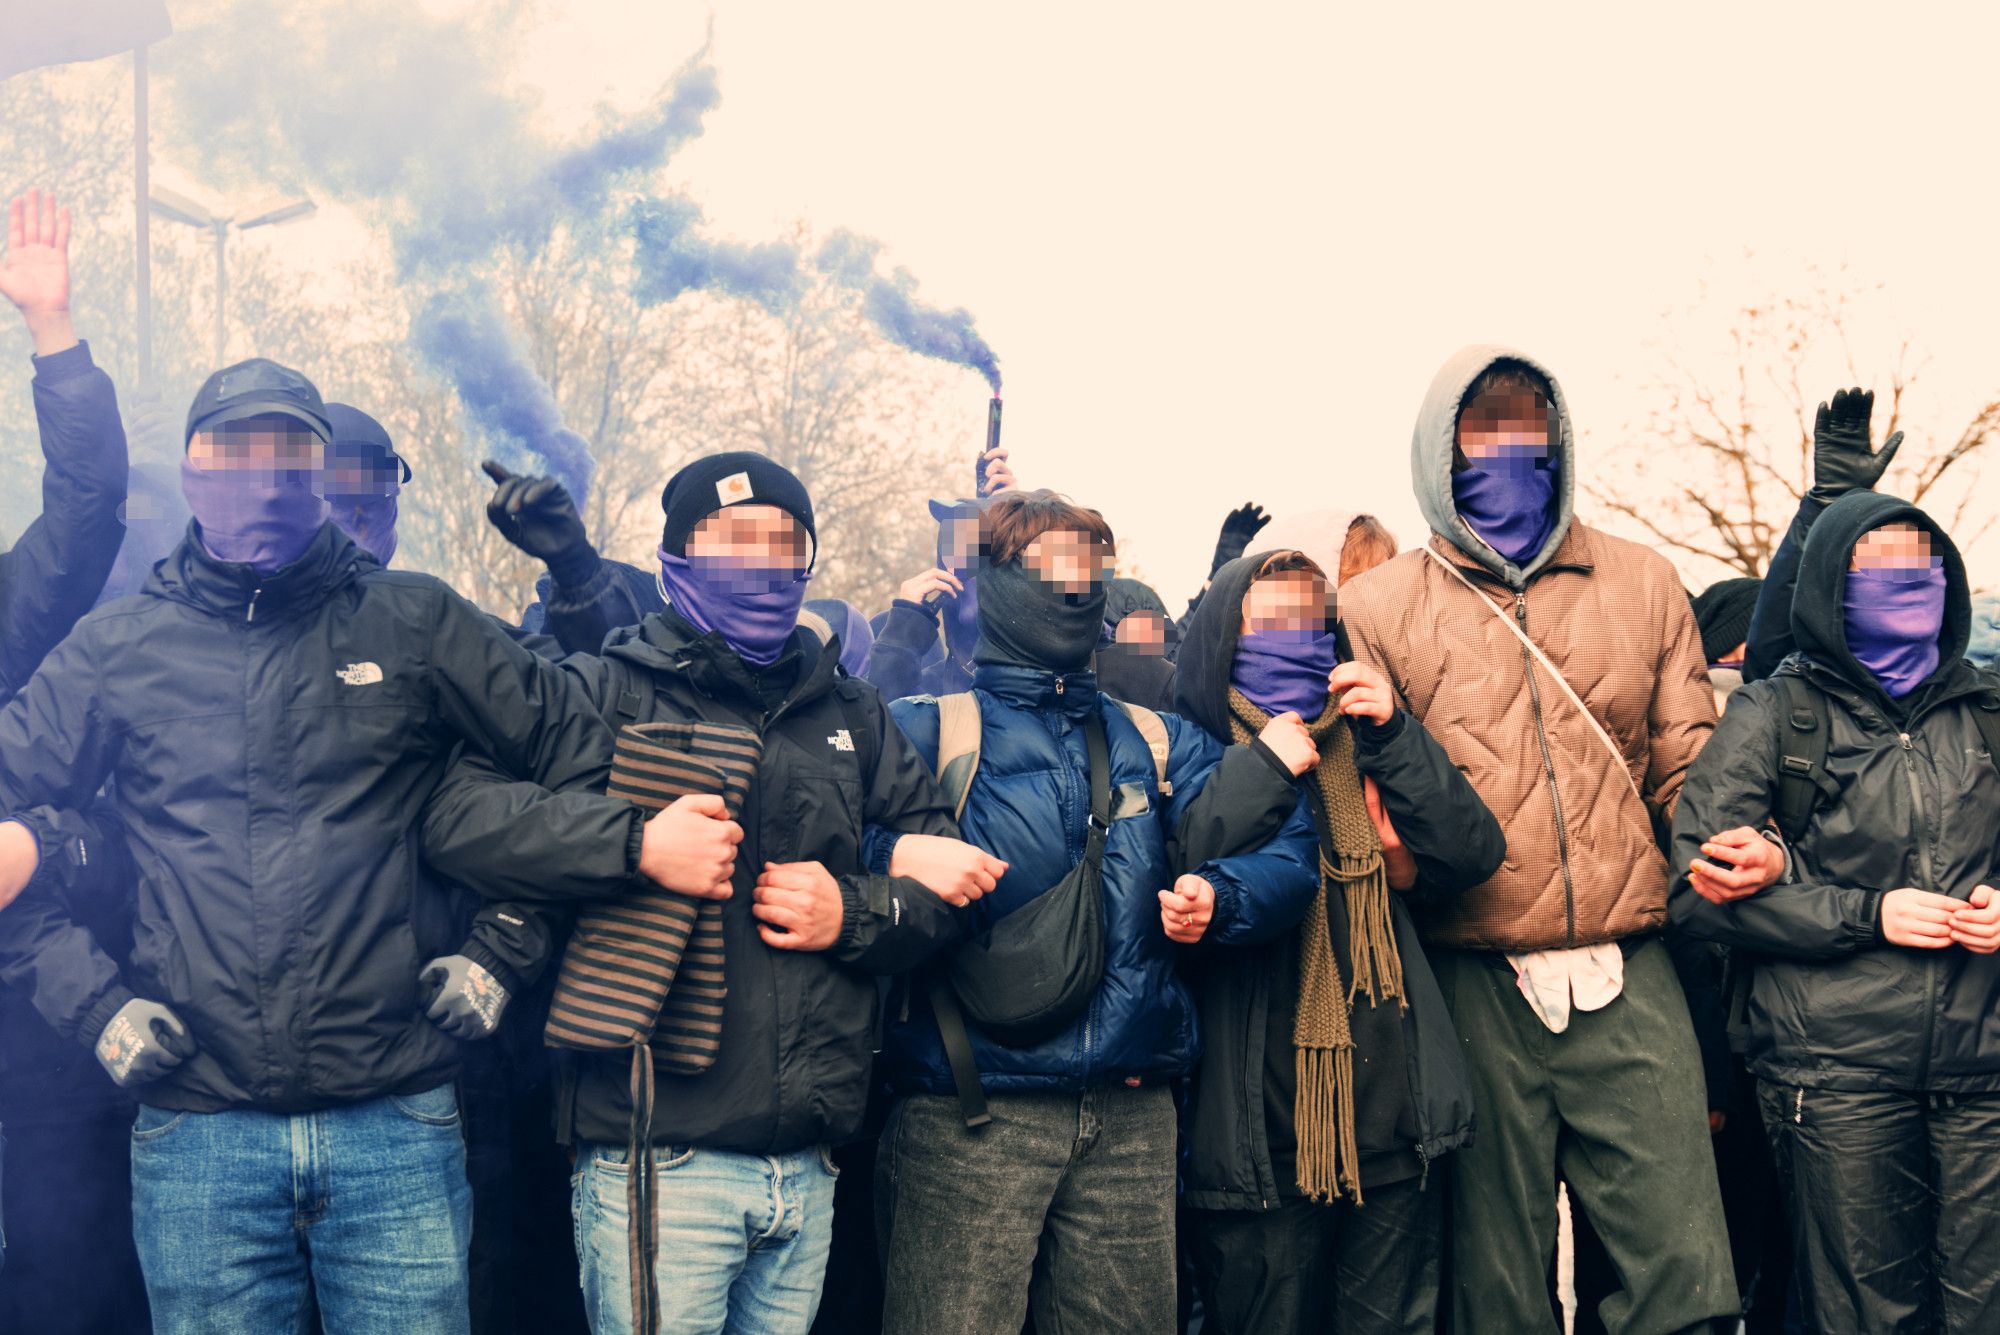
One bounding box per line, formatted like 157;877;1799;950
827;729;855;752
716;471;755;506
336;662;384;686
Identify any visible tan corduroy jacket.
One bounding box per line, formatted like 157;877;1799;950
1340;523;1716;951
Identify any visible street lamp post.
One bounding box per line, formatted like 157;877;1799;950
148;188;316;366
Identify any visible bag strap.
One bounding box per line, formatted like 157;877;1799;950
1973;693;2000;784
1422;546;1642;805
934;693;983;820
929;710;1111;1132
604;654;648;726
1111;700;1173;795
1771;675;1836;844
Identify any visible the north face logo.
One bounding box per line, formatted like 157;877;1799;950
827;729;855;752
336;662;384;686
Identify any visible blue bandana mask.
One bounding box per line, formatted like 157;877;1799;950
1454;451;1557;564
328;493;398;565
1843;563;1945;698
1231;628;1339;721
657;546;811;668
180;457;328;574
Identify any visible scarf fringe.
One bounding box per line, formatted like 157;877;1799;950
1325;851;1406;1010
1294;1043;1362;1206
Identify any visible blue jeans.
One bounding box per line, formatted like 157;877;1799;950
573;1141;838;1335
130;1083;472;1335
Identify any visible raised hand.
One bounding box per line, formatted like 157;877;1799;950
0;188;76;355
1210;502;1271;575
481;461;592;568
1811;387;1903;500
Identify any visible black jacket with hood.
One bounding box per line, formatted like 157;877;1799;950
420;609;967;1154
1097;577;1178;712
0;522;599;1112
1670;491;2000;1093
1172;552;1504;1207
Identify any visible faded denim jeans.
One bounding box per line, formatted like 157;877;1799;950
877;1083;1179;1335
571;1141;838;1335
129;1082;472;1335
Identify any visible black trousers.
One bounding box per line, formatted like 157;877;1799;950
0;1097;151;1335
1186;1177;1444;1335
1758;1081;2000;1335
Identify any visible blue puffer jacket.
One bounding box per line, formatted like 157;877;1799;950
871;662;1319;1094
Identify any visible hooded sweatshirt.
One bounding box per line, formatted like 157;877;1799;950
1340;346;1716;951
1097;577;1178;711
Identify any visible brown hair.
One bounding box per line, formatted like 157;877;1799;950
983;489;1115;566
1339;515;1398;585
1253;550;1329;582
1464;364;1549;404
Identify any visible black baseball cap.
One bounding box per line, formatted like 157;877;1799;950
185;358;333;448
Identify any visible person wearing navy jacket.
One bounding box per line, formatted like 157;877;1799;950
869;490;1319;1335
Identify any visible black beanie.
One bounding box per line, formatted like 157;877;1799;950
1691;576;1761;664
660;452;817;565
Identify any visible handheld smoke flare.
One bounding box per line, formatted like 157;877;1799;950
979;395;1003;495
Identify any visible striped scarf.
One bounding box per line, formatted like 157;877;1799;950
1227;688;1403;1204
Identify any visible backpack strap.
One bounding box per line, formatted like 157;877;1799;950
934;693;983;820
604;655;648;726
1771;675;1837;844
1110;700;1173;796
1974;692;2000;783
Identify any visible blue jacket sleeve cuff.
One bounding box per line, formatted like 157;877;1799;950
30;339;94;383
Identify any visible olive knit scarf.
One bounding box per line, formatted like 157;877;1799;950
1227;687;1403;1204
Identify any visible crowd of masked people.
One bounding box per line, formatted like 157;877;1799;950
0;189;1997;1335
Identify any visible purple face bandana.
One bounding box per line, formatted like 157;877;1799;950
1844;564;1946;697
180;456;328;574
1454;451;1557;564
657;546;811;668
327;494;398;565
1231;628;1339;721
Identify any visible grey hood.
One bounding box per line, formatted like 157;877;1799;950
1411;343;1576;588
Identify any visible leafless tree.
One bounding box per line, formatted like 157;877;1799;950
1589;273;1999;582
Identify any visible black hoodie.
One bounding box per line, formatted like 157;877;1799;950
1670;491;2000;1092
1173;552;1502;1203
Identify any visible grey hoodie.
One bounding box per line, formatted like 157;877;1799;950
1411;343;1576;589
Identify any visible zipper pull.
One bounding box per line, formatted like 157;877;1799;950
1514;592;1528;625
1794;1088;1804;1124
1054;676;1065;697
246;587;262;623
1900;732;1915;751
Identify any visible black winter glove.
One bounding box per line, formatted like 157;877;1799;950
420;954;509;1040
482;461;598;587
1810;388;1904;502
94;998;195;1088
1210;502;1271;576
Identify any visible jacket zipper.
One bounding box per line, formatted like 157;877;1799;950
246;586;262;622
1515;592;1577;946
1899;729;1941;1089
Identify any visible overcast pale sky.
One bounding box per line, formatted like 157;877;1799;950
168;1;2000;598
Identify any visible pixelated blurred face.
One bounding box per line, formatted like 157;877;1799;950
1114;611;1168;651
939;514;988;578
187;414;323;481
686;503;812;591
319;445;401;499
1241;569;1332;639
1456;388;1551;469
1022;528;1112;598
1850;522;1937;573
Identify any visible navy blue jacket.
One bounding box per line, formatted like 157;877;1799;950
0;341;127;698
870;663;1319;1094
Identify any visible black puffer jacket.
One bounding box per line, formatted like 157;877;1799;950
420;610;966;1154
0;522;605;1112
1670;491;2000;1093
1172;553;1504;1207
